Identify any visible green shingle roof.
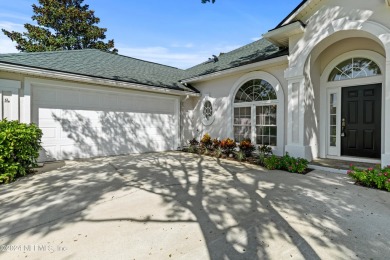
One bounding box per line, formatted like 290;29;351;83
0;49;195;92
0;38;288;92
182;38;288;81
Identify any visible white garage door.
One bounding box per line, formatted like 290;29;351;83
32;84;178;161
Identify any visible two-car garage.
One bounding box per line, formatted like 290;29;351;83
31;80;180;161
0;49;198;162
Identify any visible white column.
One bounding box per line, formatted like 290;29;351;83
0;79;21;121
382;59;390;167
285;75;313;161
0;91;2;120
21;79;32;124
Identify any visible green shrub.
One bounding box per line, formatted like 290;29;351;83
257;145;273;166
235;150;246;162
282;153;309;174
264;155;282;170
348;165;390;192
263;153;309;174
214;147;223;158
0;119;43;184
258;145;273;156
238;138;255;157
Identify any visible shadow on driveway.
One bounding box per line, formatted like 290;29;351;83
0;152;389;259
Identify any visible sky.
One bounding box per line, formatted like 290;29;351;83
0;0;302;69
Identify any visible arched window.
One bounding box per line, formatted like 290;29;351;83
328;57;381;82
234;79;277;103
233;79;278;146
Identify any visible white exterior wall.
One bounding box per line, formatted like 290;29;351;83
181;64;288;155
182;74;245;143
0;72;24;122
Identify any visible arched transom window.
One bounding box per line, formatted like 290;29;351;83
234;79;277;102
233;79;278;146
328;57;381;82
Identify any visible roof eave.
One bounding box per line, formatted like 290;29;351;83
263;21;305;47
0;62;200;97
275;0;310;29
181;55;288;84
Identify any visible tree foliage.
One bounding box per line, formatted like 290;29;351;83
2;0;117;53
202;0;216;3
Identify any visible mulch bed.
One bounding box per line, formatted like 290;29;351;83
182;150;314;175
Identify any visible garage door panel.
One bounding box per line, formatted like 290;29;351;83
40;145;58;161
134;113;175;124
33;85;177;161
37;108;61;120
41;127;57;139
59;110;102;128
67;110;102;124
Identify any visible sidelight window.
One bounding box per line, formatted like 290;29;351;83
329;93;337;147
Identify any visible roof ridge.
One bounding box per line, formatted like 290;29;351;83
0;48;99;57
184;38;271;71
0;48;184;71
102;51;183;71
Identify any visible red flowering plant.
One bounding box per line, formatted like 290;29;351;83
189;138;199;146
200;133;213;150
211;138;222;157
212;138;221;149
348;165;390;191
238;138;255;157
187;138;199;153
220;138;237;155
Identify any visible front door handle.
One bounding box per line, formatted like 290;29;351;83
341;118;346;137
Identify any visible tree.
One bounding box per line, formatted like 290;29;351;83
202;0;216;3
2;0;117;53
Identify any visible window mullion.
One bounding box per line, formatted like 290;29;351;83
251;104;256;143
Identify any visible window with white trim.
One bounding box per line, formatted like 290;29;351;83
256;105;277;146
233;107;251;142
329;93;337;147
203;101;213;121
233;79;278;145
328;58;381;82
201;98;215;126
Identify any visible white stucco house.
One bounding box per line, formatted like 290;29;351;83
1;0;390;166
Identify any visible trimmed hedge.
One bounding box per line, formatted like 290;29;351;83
0;119;42;184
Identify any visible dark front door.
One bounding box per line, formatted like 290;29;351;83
341;84;382;158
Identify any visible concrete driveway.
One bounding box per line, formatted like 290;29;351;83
0;152;389;260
